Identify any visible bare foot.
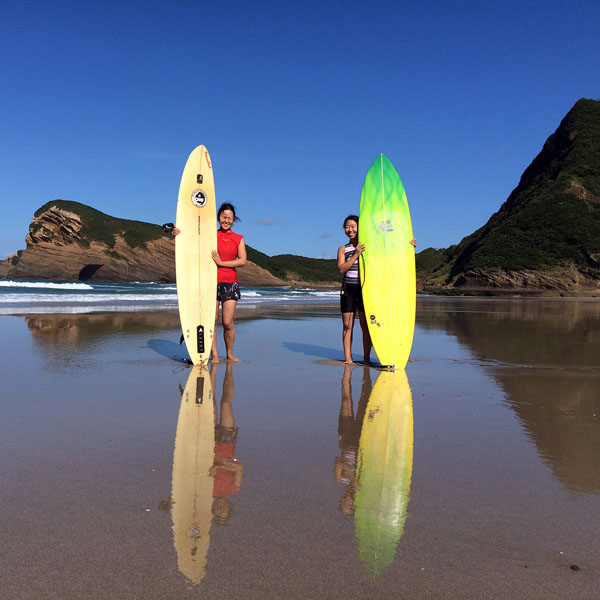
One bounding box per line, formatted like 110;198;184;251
227;355;241;362
211;354;220;363
343;360;353;365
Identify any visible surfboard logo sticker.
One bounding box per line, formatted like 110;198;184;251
191;190;207;207
377;220;394;232
204;151;212;169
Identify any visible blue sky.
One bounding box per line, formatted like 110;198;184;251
1;0;599;260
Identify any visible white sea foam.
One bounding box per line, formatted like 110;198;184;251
308;290;338;297
0;279;338;314
0;280;94;290
0;293;176;303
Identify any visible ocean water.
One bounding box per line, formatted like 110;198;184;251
0;278;339;314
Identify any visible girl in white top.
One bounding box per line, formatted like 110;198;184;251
337;215;372;364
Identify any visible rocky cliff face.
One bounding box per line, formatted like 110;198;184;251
449;266;599;294
417;98;600;295
0;204;287;286
0;206;175;283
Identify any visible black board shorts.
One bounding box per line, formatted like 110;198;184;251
217;282;241;302
215;424;239;444
340;283;364;314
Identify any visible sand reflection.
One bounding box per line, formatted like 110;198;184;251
335;366;414;579
432;299;600;493
169;362;243;584
24;311;180;345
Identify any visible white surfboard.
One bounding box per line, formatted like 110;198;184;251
175;145;217;365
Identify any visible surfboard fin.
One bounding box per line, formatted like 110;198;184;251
179;333;184;345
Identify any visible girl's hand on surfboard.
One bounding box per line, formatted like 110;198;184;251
172;227;181;236
211;249;223;266
356;242;366;254
409;238;417;247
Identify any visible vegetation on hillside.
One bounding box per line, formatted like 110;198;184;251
246;246;339;283
34;200;169;249
32;200;340;283
417;98;600;284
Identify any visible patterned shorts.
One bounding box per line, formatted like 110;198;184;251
217;282;241;302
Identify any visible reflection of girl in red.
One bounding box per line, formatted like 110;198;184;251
210;361;243;524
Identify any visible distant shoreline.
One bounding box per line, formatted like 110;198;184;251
420;286;600;298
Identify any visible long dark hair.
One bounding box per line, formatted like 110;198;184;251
343;214;358;228
217;203;240;222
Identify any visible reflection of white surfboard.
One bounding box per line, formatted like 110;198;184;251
175;145;217;365
354;369;413;579
171;366;215;584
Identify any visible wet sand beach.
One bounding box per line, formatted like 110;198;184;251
1;298;599;599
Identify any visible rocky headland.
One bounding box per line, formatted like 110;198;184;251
417;98;600;296
0;201;336;287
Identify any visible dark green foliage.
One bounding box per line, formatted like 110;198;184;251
246;245;339;282
245;246;272;268
107;250;121;259
417;98;600;282
35;199;169;249
415;246;455;282
11;250;23;266
415;247;446;272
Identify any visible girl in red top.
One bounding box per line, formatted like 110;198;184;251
211;203;246;362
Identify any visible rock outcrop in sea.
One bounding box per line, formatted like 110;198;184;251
0;201;288;286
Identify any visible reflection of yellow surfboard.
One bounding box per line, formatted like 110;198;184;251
354;369;413;579
171;366;215;583
175;145;217;365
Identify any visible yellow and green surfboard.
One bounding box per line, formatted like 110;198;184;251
359;154;416;369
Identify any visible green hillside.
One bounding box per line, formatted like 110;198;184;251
417;98;600;285
245;247;339;283
33;200;169;249
33;200;339;283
